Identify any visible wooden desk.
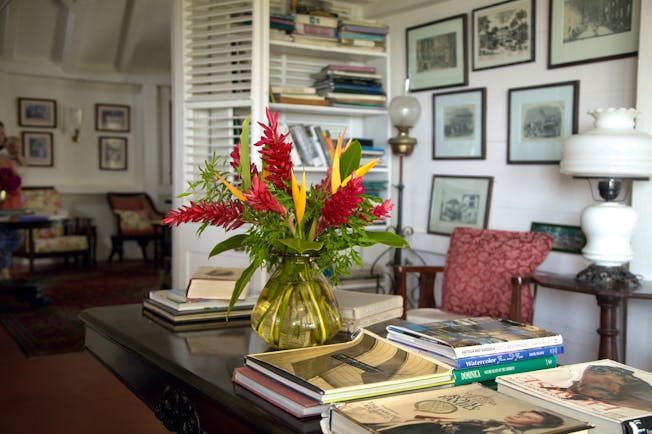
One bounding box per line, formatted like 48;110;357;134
517;274;652;362
80;304;323;434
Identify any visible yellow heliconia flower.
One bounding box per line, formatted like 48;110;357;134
330;141;342;195
342;158;379;187
215;172;247;202
291;170;307;225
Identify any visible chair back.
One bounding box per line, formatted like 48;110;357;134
441;227;553;323
22;186;63;215
107;192;161;236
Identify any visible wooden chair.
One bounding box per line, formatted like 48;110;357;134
107;192;164;262
394;227;553;324
15;186;96;272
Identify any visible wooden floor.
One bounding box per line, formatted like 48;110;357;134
0;299;169;433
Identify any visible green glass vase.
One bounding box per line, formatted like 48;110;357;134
251;254;342;350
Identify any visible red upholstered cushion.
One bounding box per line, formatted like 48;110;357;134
441;227;553;323
111;196;145;211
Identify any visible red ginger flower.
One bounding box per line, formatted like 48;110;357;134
317;176;364;233
162;200;245;230
254;109;293;193
244;174;287;216
371;199;393;220
230;143;258;179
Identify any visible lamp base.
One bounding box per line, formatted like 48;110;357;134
575;264;640;290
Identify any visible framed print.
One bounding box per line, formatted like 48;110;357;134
99;136;128;170
95;103;130;132
531;221;586;254
507;80;579;164
433;88;486;160
406;14;468;92
549;0;640;68
21;131;54;167
427;175;493;236
472;0;535;71
17;98;57;128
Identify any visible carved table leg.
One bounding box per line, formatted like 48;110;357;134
596;294;620;361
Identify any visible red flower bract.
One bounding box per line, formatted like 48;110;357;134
162;200;245;230
255;109;293;193
317;176;364;233
245;174;287;216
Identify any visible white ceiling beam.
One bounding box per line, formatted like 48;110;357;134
114;0;135;72
58;0;87;73
0;0;17;60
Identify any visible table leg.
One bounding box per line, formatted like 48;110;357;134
596;294;620;361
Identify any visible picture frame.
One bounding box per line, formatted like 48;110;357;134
17;98;57;128
406;14;468;92
432;87;486;160
21;131;54;167
95;103;130;132
507;80;579;164
530;221;586;254
427;175;493;236
548;0;640;69
472;0;535;71
99;136;128;170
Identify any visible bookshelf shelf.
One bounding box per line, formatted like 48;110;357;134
269;102;387;117
270;40;388;61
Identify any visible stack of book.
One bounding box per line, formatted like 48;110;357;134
386;317;564;386
291;13;339;47
270;12;294;33
312;64;386;108
332;288;403;333
338;19;389;52
286;124;331;167
270;85;327;106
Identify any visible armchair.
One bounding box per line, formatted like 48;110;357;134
107;192;164;262
15;186;96;272
394;227;553;324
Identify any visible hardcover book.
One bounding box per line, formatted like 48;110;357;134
148;289;257;313
185;266;250;300
451;355;557;385
142;308;250;332
386;317;563;360
325;382;593;434
332;288;403;321
496;359;652;434
244;329;453;404
142;298;252;323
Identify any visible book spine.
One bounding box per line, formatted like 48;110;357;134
453;356;557;385
294;14;338;28
338;32;386;42
294;23;337;38
456;344;565;368
289;125;314;166
453;334;564;358
323;64;377;73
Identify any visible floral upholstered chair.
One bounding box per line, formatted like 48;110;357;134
107;192;165;262
15;186;96;272
394;227;553;324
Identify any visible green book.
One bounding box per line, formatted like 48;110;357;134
453;355;557;385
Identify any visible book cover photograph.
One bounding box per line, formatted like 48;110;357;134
496;359;652;430
326;383;592;434
245;329;453;403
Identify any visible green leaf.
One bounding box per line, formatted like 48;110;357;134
228;260;260;314
364;230;409;248
239;116;251;191
339;140;361;179
278;238;323;253
209;234;248;257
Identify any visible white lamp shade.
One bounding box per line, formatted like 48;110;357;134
388;96;421;128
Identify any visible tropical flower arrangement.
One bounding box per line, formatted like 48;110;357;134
163;109;407;311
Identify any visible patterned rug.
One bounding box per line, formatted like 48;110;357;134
0;261;164;357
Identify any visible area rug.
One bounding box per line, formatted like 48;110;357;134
0;261;164;357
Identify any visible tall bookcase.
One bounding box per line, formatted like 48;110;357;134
171;0;393;289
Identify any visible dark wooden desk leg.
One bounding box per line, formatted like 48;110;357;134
596;294;621;361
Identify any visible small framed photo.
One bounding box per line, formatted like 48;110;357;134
549;0;640;69
428;175;493;236
21;131;54;167
531;221;586;254
406;14;468;92
95;103;130;132
99;136;128;170
17;98;57;128
472;0;535;71
433;88;486;160
507;80;579;164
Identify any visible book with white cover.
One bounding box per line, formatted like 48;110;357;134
148;288;257;312
496;359;652;434
185;266;250;300
332;288;403;320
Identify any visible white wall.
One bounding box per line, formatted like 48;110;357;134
379;0;650;368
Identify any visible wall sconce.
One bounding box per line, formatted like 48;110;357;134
69;108;83;142
561;108;652;288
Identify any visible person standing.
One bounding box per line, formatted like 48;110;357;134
0;155;23;280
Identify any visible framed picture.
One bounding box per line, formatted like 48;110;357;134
427;175;493;236
95;103;130;132
548;0;640;68
432;88;486;160
17;98;57;128
99;136;128;170
531;221;586;254
21;131;54;167
472;0;535;71
406;14;468;92
507;80;579;164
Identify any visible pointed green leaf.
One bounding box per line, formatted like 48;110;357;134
278;238;323;253
228;260;260;314
209;233;248;257
339;140;361;179
239;116;251;191
365;230;409;248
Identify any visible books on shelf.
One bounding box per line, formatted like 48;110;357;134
244;329;453;404
386;317;563;360
322;64;377;74
291;33;339;47
232;366;329;418
325;382;593;434
332;288;403;333
185;266;250;300
496;359;652;434
148;288;257;312
294;13;338;28
294;22;336;38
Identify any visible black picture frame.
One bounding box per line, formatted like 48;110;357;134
406;14;468;92
21;131;54;167
531;221;586;254
472;0;535;71
427;174;494;236
99;136;128;171
433;88;486;160
17;98;57;128
95;103;130;132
